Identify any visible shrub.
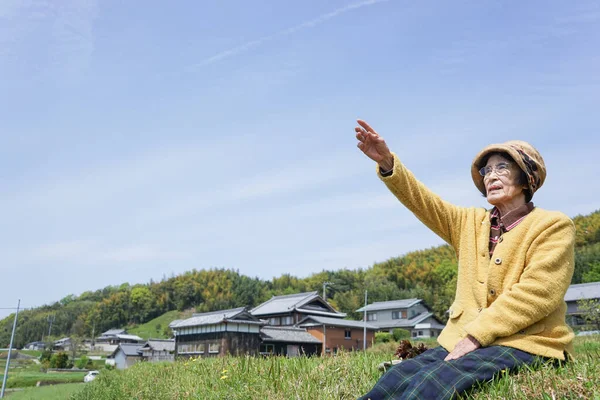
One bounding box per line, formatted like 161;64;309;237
374;332;393;343
392;328;410;341
76;355;94;369
40;349;52;362
50;352;69;368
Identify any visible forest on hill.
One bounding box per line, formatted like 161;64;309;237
2;209;599;348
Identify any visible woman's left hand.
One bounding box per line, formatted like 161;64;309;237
444;335;481;361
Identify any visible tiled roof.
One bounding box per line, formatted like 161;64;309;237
251;292;319;316
141;339;175;352
100;328;127;336
168;319;183;328
250;292;346;317
565;282;600;302
116;343;144;357
368;312;438;329
356;298;422;312
116;334;144;342
172;307;263;328
297;316;378;330
260;327;321;344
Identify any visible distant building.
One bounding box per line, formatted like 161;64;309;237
22;341;46;351
139;339;175;363
565;282;600;328
108;343;144;369
53;337;72;351
356;298;445;339
171;306;327;358
96;329;144;345
250;291;346;326
259;326;322;356
296;316;378;354
251;291;377;353
171;307;265;358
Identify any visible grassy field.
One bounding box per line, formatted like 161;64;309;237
128;310;193;340
0;358;86;389
69;336;600;400
5;383;84;400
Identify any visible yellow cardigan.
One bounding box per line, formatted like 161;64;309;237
379;153;575;360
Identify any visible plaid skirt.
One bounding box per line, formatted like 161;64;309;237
358;345;547;400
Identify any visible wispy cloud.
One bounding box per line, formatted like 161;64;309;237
190;0;390;68
0;0;97;82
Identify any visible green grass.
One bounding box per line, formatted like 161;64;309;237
70;336;600;400
17;350;42;358
6;383;84;400
128;310;193;340
1;359;86;389
2;372;87;388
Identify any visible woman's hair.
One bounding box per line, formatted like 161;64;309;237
479;152;532;202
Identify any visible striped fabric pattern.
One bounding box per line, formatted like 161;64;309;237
358;345;543;400
488;202;534;256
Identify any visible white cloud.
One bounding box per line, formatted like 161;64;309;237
190;0;390;68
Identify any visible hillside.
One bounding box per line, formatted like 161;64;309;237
2;209;599;348
128;310;194;340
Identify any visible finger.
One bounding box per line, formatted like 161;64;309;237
357;119;377;135
357;142;364;150
355;126;368;136
356;132;366;142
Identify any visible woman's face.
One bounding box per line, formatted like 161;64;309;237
483;154;526;208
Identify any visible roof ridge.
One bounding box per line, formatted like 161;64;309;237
569;282;600;287
192;306;246;317
272;291;317;299
371;298;420;304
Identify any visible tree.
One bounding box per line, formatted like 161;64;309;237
582;262;600;283
130;286;155;323
577;299;600;330
50;352;69;369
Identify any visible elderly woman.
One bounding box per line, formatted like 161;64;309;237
355;120;575;400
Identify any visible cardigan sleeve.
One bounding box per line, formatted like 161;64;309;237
377;152;466;249
464;213;575;346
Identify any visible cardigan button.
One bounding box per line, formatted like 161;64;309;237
499;236;504;243
490;289;496;296
494;258;502;265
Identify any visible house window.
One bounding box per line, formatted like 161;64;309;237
178;344;194;354
196;343;205;353
269;317;281;326
345;330;351;339
282;316;294;325
260;344;275;354
411;332;417;338
209;343;220;354
418;331;423;337
367;313;377;321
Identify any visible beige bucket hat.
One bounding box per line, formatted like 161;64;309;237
471;140;546;198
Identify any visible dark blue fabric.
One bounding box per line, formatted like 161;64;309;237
358;345;541;400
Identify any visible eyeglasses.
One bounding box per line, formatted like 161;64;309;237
479;162;511;177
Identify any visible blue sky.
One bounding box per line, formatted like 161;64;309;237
1;0;599;318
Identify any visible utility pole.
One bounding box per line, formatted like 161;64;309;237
322;281;333;302
47;314;55;338
1;300;20;399
363;290;368;351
